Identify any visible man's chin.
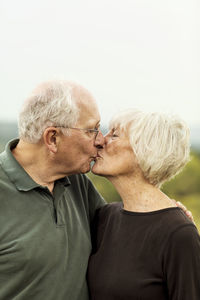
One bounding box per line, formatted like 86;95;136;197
80;162;92;174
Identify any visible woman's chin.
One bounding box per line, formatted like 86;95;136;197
91;161;104;175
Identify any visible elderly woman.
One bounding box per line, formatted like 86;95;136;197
87;109;200;300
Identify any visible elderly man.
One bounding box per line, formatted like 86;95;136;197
0;80;105;300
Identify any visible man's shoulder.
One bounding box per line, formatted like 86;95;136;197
68;173;91;188
68;173;88;181
67;173;104;200
0;161;11;186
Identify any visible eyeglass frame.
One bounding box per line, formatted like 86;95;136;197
54;126;100;139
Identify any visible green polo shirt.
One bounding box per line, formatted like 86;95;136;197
0;139;105;300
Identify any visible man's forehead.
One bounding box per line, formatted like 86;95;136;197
78;112;101;128
70;84;101;126
76;104;101;128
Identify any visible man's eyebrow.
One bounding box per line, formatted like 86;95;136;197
86;120;100;129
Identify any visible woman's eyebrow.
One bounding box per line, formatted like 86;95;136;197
95;121;101;129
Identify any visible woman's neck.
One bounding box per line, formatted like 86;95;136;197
107;174;176;212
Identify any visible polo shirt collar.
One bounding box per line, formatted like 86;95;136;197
0;139;71;191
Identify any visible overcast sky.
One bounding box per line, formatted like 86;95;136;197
0;0;199;127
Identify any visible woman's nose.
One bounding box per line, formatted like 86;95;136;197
104;132;110;143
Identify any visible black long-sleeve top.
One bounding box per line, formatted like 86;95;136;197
87;202;200;300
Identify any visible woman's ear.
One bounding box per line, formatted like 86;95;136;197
43;127;59;153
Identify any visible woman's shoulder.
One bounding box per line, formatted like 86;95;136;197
151;208;200;254
158;207;196;232
93;202;122;226
164;208;199;242
98;201;122;215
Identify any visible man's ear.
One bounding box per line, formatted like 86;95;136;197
43;127;59;153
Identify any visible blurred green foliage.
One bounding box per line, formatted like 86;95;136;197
88;151;200;232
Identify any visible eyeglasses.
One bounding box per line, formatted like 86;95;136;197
54;126;100;139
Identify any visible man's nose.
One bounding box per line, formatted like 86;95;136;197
94;130;105;148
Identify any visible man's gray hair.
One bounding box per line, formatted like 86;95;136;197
110;109;190;187
18;80;79;143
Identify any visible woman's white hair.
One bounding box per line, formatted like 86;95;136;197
110;109;190;187
18;80;79;143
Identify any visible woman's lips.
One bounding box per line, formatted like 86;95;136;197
94;153;103;162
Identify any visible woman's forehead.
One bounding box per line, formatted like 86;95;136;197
109;121;131;133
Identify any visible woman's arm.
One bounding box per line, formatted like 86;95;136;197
164;224;200;299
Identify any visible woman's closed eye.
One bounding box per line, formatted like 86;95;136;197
112;133;119;138
111;128;119;138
